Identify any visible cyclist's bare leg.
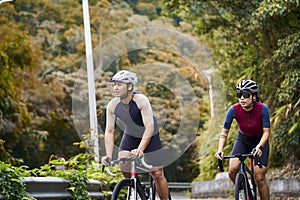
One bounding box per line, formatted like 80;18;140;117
118;150;132;178
150;166;169;200
254;165;270;200
228;158;240;183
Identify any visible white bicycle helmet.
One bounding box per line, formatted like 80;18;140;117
109;70;138;85
236;79;259;94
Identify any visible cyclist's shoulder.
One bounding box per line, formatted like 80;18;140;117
107;97;120;109
108;97;120;104
232;102;241;110
133;92;150;102
255;102;269;109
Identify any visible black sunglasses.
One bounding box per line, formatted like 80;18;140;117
237;90;251;98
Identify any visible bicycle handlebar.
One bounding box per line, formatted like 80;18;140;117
217;152;262;172
103;156;153;177
223;153;254;159
104;165;117;177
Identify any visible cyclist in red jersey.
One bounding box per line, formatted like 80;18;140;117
215;79;270;200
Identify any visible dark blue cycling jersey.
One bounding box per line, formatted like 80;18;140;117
113;92;163;166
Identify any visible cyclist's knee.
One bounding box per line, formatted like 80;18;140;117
228;165;239;182
151;168;165;182
119;163;131;177
228;171;236;182
228;163;239;174
254;172;267;184
254;166;267;184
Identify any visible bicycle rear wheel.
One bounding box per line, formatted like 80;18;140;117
234;173;250;200
111;179;147;200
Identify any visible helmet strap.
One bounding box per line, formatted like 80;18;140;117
244;103;253;109
244;98;256;109
119;84;133;101
120;91;129;100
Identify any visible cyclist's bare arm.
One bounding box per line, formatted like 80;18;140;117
131;123;153;157
215;128;229;159
254;127;270;157
103;99;117;165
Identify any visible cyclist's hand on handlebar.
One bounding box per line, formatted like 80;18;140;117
252;146;263;157
101;156;111;167
131;149;144;158
215;151;224;160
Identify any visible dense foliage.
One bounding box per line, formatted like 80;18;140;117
159;0;300;179
0;161;34;199
0;0;299;186
0;0;203;183
0;152;121;199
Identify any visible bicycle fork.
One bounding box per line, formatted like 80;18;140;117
238;163;252;200
242;160;257;200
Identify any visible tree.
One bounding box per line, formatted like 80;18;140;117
159;0;300;177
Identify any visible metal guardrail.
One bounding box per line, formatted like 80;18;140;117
0;177;107;200
0;177;191;199
142;182;191;190
168;182;191;189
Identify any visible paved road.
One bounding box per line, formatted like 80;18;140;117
170;192;229;200
170;191;300;200
170;192;189;199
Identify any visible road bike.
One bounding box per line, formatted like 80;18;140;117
104;156;171;200
218;151;262;200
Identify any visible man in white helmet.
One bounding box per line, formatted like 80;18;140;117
101;70;170;200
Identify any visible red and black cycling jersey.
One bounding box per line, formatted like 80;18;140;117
223;102;270;137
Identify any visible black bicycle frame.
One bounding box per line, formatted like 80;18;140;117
218;153;259;200
236;157;254;199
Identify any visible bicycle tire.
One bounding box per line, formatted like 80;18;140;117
249;178;257;200
111;179;147;200
234;173;249;200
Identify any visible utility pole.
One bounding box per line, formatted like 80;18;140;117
203;68;214;118
0;0;12;5
82;0;99;163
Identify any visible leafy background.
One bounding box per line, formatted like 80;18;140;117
0;0;299;184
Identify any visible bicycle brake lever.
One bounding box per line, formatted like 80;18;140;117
218;159;224;172
217;152;224;172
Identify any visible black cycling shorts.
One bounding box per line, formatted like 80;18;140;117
232;132;269;167
119;132;163;166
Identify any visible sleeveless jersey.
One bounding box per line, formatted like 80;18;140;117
114;98;159;138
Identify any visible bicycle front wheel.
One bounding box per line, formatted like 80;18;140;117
111;179;147;200
234;173;248;200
